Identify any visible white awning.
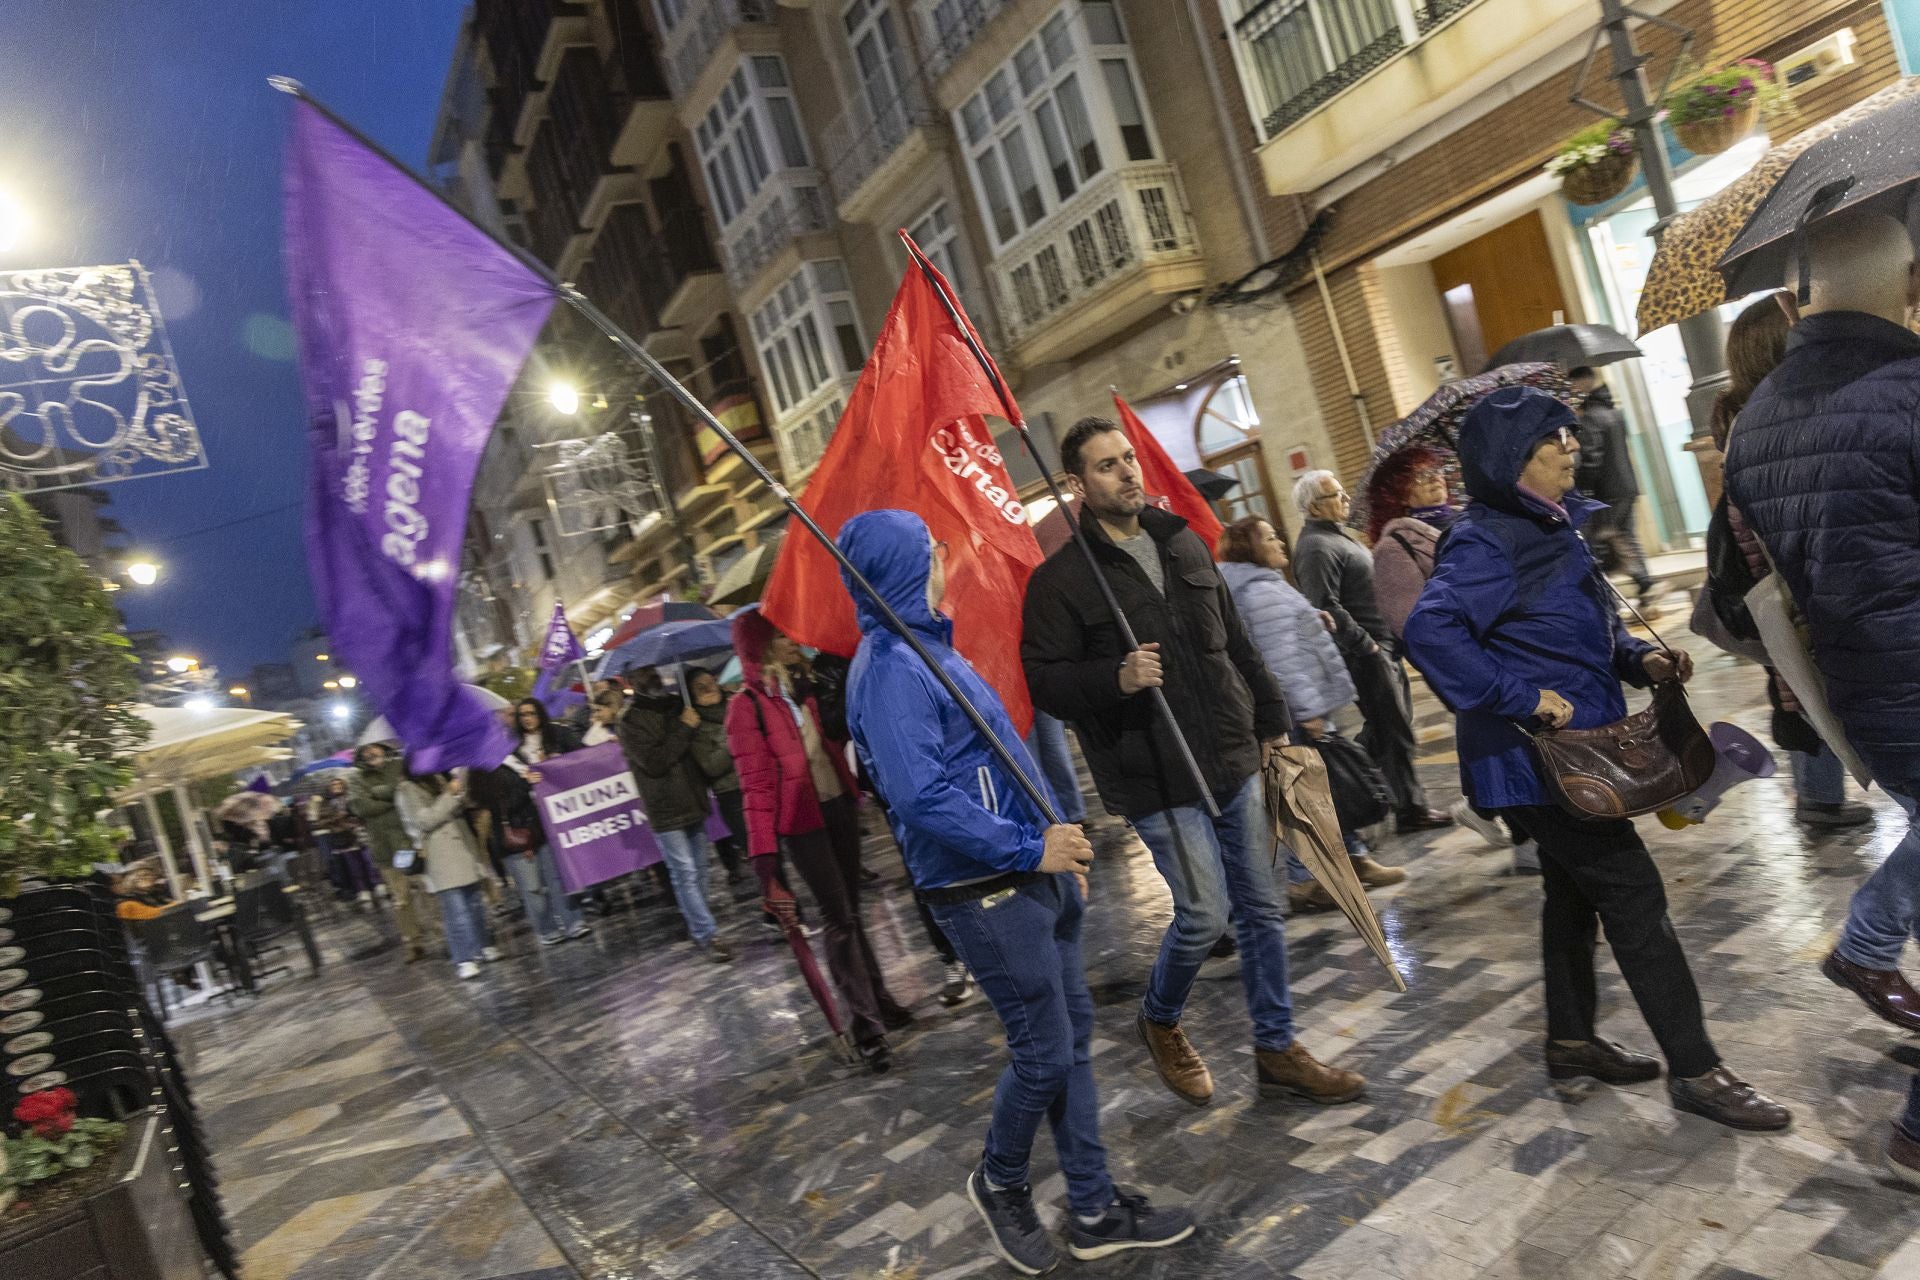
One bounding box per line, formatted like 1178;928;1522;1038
118;704;304;801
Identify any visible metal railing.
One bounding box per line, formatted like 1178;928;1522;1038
1234;0;1481;137
662;0;775;101
720;176;831;291
823;73;937;207
918;0;1015;78
986;161;1200;344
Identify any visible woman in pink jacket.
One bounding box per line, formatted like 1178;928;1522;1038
727;608;910;1070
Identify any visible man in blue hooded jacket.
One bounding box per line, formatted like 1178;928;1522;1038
1723;206;1920;1182
839;509;1195;1275
1406;386;1789;1132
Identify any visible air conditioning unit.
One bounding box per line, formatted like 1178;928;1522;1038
1775;28;1859;91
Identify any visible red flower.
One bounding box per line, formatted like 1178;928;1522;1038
13;1087;78;1139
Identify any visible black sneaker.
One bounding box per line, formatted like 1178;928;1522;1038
1066;1189;1197;1261
965;1163;1058;1276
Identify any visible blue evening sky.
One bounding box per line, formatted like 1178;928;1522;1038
0;0;468;678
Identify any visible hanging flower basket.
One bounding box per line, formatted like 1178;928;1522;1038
1548;123;1638;205
1673;97;1760;155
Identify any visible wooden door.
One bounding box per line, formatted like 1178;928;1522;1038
1430;210;1568;369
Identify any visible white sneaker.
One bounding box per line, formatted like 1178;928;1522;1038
940;961;973;1007
567;922;593;940
1450;798;1510;850
456;961;482;980
1511;840;1542;876
482;946;503;962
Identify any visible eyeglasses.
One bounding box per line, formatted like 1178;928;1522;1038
1551;426;1580;451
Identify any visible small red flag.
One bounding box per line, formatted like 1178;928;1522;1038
761;236;1043;731
1112;392;1224;552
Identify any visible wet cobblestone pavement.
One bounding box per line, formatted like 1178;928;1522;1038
180;653;1920;1278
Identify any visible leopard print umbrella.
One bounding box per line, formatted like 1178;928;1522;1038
1637;78;1920;334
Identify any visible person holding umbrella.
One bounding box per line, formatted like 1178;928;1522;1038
840;509;1195;1272
1721;199;1920;1179
1404;385;1789;1131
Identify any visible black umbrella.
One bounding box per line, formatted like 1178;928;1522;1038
1483;323;1642;373
1183;467;1239;500
1718;90;1920;302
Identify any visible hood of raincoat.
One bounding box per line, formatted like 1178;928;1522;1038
729;606;780;690
1458;385;1588;521
836;509;952;644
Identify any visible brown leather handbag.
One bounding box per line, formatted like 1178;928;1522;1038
1519;579;1717;821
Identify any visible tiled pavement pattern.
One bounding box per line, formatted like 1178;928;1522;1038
179;650;1920;1279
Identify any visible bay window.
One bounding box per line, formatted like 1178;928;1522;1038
694;57;811;228
751;260;866;418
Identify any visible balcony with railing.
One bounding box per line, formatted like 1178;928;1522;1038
986;161;1205;366
720;176;832;295
823;72;939;221
520;46;625;266
606;0;676;166
661;0;776;102
918;0;1016;79
1238;0;1591;196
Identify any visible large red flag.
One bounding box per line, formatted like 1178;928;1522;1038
1113;392;1224;551
761;238;1043;731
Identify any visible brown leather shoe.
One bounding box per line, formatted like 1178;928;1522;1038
1352;856;1406;888
1544;1037;1660;1085
1137;1013;1213;1107
1288;881;1336;913
1889;1124;1920;1189
1256;1042;1366;1105
1822;951;1920;1032
1668;1066;1791;1131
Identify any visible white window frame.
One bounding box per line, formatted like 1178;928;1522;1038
694;57;812;228
952;2;1159;252
843;0;914;122
653;0;688;32
907;197;980;313
749;260;866;418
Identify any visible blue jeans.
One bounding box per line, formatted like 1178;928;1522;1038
1791;744;1847;806
1133;773;1295;1050
654;826;719;947
507;844;583;940
930;874;1113;1216
1026;711;1087;825
437;883;491;964
1836;792;1920;970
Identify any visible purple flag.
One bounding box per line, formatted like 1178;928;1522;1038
531;601;586;716
284;100;554;772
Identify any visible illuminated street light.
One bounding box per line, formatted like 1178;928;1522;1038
329;700;351;723
228;686;249;699
547;381;580;416
125;559;160;587
323;679;339;690
165;656;199;674
338;675;358;689
314;653;329;662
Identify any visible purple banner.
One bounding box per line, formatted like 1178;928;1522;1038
531;741;664;893
532;601;586;717
284;99;554;772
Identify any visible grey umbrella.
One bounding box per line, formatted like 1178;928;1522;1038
1483;324;1642;373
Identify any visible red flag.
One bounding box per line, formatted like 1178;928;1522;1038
1113;392;1224;552
761;237;1043;731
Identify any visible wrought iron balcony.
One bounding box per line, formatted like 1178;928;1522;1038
1235;0;1481;138
662;0;776;101
720;176;832;292
918;0;1015;78
987;161;1202;351
823;73;937;215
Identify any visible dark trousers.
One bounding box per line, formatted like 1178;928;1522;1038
1509;804;1719;1078
1347;644;1427;815
931;875;1113;1216
1586;496;1652;593
710;790;746;881
784;794;902;1046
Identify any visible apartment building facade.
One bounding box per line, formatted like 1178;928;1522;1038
1200;0;1905;551
433;0;1350;666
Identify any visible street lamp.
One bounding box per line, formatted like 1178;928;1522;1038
228;686;249;700
547;381;580;416
329;700;351;723
338;675;358;689
322;679;339;690
165;656;199;675
314;652;329;662
125;559;160;587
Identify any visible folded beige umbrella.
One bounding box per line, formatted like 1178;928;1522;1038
1263;746;1406;992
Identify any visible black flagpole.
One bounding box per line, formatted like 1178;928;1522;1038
898;233;1219;817
272;79;1063;828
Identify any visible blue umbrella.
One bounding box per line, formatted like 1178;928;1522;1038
596;617;736;679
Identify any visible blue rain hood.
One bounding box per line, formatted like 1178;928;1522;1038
837;509;951;643
1459;385;1590;522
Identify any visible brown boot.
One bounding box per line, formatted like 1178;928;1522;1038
1352;856;1406;888
1137;1013;1213;1107
1288;881;1336;913
1255;1042;1366;1105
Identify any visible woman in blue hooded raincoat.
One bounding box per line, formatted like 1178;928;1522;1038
1403;385;1788;1133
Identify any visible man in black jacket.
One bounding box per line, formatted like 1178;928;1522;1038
1023;417;1365;1110
1570;368;1654;602
1291;470;1449;833
617;669;732;962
